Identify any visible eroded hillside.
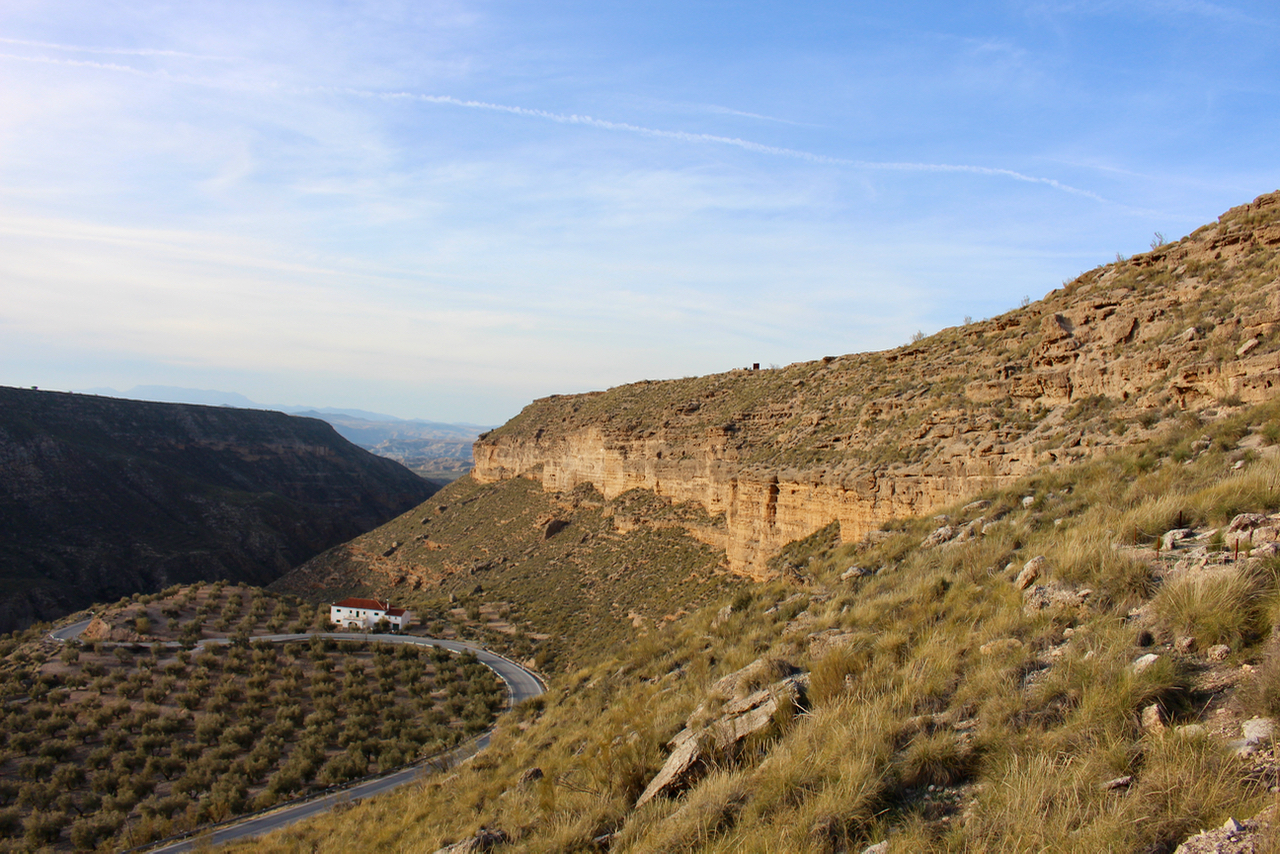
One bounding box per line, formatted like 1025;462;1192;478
474;191;1280;577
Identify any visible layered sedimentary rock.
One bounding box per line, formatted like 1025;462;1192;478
0;387;436;631
476;192;1280;577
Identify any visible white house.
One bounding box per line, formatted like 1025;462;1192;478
330;598;413;632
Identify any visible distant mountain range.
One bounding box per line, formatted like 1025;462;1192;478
76;386;490;480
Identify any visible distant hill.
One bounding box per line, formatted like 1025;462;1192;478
76;386;488;480
0;387;437;632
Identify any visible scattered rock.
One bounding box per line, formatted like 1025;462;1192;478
1228;513;1270;533
1132;653;1160;675
1023;582;1090;615
1208;644;1232;661
1161;528;1195;550
1232;717;1277;757
979;638;1024;656
1021;495;1036;508
1101;775;1133;791
1176;636;1196;654
1024;554;1050;574
922;525;958;548
542;519;569;539
1141;703;1166;733
841;565;875;581
1252;542;1280;559
711;604;735;628
518;767;544;787
862;843;889;854
433;828;509;854
1237;337;1260;357
1016;556;1049;589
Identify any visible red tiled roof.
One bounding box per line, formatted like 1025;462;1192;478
386;608;407;617
333;597;387;610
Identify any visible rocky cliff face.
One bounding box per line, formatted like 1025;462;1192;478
475;191;1280;577
0;388;436;631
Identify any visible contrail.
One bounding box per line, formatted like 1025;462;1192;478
699;103;808;126
0;51;156;76
0;40;1110;203
0;36;228;60
345;88;1110;202
350;89;849;163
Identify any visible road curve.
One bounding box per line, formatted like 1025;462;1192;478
48;617;93;642
46;628;546;853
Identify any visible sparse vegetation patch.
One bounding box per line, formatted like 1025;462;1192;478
0;586;504;852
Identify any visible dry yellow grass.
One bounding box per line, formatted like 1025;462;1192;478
209;401;1280;854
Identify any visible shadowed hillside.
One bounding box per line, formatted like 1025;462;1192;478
0;388;436;632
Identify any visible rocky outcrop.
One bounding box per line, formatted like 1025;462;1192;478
476;192;1280;577
1175;807;1278;854
637;657;808;807
0;387;436;631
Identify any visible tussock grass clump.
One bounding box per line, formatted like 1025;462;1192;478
1154;567;1271;647
616;770;748;852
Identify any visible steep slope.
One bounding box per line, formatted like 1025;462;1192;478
230;396;1280;854
0;388;436;632
475;191;1280;577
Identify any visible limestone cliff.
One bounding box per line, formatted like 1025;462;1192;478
475;191;1280;577
0;387;436;631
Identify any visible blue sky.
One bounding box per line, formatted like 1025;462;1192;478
2;1;1277;424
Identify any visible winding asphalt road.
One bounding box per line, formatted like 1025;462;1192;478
49;623;544;852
